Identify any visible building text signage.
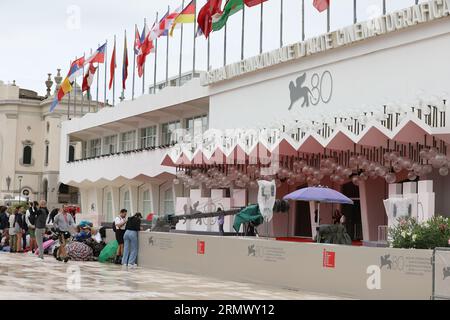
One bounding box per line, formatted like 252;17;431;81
201;0;450;86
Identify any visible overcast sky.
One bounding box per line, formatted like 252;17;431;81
0;0;420;103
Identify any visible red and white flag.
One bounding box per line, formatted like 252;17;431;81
137;22;155;78
109;40;116;90
313;0;330;12
82;63;97;92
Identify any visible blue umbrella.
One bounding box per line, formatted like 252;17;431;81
283;187;354;205
283;187;353;242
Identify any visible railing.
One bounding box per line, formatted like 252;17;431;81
68;142;177;164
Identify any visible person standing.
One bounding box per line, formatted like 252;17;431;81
8;208;17;253
0;206;8;244
14;206;25;253
122;212;142;269
53;207;75;261
35;200;49;260
217;208;225;236
25;201;38;253
114;209;128;264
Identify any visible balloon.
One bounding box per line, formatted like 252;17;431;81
407;172;417;181
385;173;396;184
439;167;449;176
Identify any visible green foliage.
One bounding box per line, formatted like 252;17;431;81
389;216;450;249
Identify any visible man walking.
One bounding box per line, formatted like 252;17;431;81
35;200;49;260
53;207;75;261
25;201;39;253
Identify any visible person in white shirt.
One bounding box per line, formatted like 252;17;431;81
114;209;128;264
9;209;17;253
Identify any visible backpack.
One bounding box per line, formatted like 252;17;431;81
112;221;117;233
28;208;37;226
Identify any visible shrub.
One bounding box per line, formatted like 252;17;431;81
389;216;450;249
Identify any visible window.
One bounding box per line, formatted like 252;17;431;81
142;189;152;215
186;115;208;139
82;141;88;159
140;126;157;149
45;145;49;166
163;188;174;215
161;121;181;145
106;192;113;222
89;139;101;157
120;131;136;152
103;135;117;154
23;146;32;165
123;190;131;213
69;145;75;162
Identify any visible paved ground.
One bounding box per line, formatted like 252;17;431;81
0;252;345;300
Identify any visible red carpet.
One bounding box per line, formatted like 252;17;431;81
276;237;363;246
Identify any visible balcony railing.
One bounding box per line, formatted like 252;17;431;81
68;142;177;164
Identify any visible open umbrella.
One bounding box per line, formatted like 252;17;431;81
283;187;354;242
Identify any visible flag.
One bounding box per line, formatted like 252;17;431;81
50;62;77;112
134;25;141;55
68;56;86;82
109;41;116;90
197;0;222;38
313;0;330;12
244;0;267;7
82;63;97;92
137;22;154;78
85;43;107;65
169;0;196;36
122;33;129;90
212;0;243;32
158;7;182;37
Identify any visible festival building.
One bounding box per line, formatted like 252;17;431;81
60;1;450;240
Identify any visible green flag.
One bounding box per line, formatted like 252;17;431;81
212;0;243;31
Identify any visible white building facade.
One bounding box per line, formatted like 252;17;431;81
0;71;97;210
60;0;450;240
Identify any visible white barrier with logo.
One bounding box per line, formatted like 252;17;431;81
115;231;434;300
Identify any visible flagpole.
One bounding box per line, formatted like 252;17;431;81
301;0;305;41
241;2;245;61
224;23;227;66
143;18;146;95
68;60;72;120
166;5;170;87
192;0;197;76
96;43;100;112
179;0;185;86
260;1;263;54
104;40;108;106
383;0;386;15
113;35;116;107
207;1;211;72
279;0;283;48
81;52;85;116
122;29;127;101
88;48;92;113
154;12;159;94
132;26;137;100
74;56;77;118
353;0;357;24
327;4;330;32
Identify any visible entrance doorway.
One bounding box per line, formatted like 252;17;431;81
341;182;362;240
294;185;312;237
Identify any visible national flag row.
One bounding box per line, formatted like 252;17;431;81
50;0;329;112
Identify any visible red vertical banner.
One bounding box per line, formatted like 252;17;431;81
323;249;336;268
197;240;205;255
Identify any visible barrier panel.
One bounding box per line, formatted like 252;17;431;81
107;230;433;300
432;248;450;300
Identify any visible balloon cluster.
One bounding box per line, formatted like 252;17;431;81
173;147;449;189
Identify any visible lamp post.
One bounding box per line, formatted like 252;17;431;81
18;176;23;203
